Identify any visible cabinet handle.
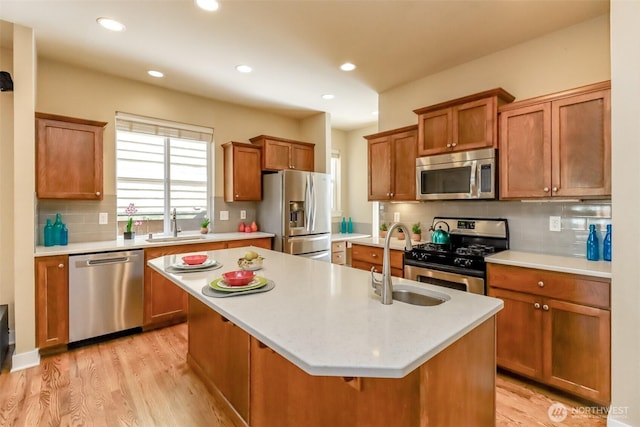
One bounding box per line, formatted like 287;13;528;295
543;187;550;192
371;253;377;258
537;281;544;288
542;304;549;311
58;263;64;269
534;302;541;309
552;186;558;192
95;191;101;196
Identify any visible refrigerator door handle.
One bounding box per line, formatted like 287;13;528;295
310;174;316;230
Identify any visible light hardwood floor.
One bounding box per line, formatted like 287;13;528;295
0;324;607;426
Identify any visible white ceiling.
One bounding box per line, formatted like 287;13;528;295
0;0;609;130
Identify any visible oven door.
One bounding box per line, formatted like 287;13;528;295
404;264;485;295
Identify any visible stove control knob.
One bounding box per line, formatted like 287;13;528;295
454;258;471;268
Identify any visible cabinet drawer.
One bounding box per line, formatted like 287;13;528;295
351;245;403;269
331;251;346;265
332;241;346;252
351;260;404;278
487;264;610;309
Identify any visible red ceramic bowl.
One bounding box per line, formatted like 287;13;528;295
182;254;208;265
222;270;256;286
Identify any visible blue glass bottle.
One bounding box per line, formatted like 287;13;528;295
603;224;612;261
44;219;54;247
347;217;353;233
53;213;63;245
340;217;347;234
586;224;599;261
60;224;68;246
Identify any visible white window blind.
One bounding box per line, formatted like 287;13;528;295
115;112;213;235
330;149;342;217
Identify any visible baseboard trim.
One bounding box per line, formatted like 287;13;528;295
11;348;40;372
607;414;633;427
9;329;15;346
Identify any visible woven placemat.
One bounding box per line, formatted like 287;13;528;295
165;263;223;274
201;280;275;298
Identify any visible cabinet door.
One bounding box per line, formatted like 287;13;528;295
367;136;392;201
499;103;552;199
291;143;314;171
36;116;104;200
35;255;69;348
233;145;262;201
452;97;495;151
552;89;611;198
542;298;611;404
390;128;417;201
489;288;543;379
417;108;452;156
226;237;272;249
262;139;291;171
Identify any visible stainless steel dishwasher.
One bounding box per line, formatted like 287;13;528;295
69;249;143;343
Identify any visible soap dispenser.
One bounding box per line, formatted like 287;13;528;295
586;224;599;261
603;224;612;261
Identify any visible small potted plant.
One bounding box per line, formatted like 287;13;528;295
124;203;137;240
379;223;389;238
397;226;406;240
200;217;210;234
411;222;422;241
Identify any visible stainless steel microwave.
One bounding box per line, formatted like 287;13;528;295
416;148;496;200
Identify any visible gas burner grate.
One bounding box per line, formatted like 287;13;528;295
455;244;496;256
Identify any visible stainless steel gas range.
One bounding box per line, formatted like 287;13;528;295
404;217;509;295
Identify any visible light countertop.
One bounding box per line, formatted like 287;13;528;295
485;250;612;279
147;247;503;378
331;233;370;242
348;236;424;250
34;232;274;257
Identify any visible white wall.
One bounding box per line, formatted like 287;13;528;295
346;124;377;233
610;2;640;425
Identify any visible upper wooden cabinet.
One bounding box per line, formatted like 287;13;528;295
36;113;107;200
222;142;262;202
250;135;314;171
499;81;611;200
413;89;515;156
364;125;417;202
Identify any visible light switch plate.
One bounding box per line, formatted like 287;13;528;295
240;210;246;219
393;212;400;222
549;216;561;232
220;210;229;221
99;212;108;224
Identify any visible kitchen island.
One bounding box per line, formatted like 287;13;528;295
148;247;503;427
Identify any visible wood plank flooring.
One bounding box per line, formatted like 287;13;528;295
0;324;607;426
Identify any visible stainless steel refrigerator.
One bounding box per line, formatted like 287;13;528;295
258;170;331;262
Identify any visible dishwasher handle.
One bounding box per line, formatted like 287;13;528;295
86;256;131;266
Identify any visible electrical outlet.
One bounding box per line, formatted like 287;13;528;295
99;212;108;224
240;210;246;219
393;212;400;222
220;210;229;221
549;216;562;232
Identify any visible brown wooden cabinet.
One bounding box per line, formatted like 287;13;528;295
413;89;514;156
144;238;272;329
487;263;610;405
250;135;315;171
499;81;611;199
222;142;262;202
36;113;107;200
365;125;417;202
35;255;69;350
351;244;403;278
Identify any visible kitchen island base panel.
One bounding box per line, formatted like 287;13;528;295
187;296;495;427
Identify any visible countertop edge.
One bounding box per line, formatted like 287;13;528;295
485;250;612;279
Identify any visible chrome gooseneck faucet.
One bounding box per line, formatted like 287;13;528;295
171;208;179;237
371;222;413;304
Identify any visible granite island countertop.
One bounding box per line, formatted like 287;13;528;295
147;247;503;378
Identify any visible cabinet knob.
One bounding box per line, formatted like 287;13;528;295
534;302;541;309
371;253;377;258
451;143;457;147
542;304;550;311
95;191;101;196
537;281;544;288
552;186;558;192
543;187;550;192
235;194;239;198
446;143;452;148
390;192;394;197
58;263;64;269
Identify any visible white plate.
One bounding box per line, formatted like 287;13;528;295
172;258;217;270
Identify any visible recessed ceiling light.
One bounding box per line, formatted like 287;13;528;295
195;0;220;11
322;94;335;100
235;65;252;73
96;17;126;32
340;62;356;71
148;70;164;78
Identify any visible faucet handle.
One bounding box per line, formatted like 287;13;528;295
370;267;382;293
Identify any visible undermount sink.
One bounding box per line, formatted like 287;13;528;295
146;235;206;243
388;284;450;306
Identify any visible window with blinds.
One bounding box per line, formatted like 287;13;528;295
115;113;213;236
330;150;342;217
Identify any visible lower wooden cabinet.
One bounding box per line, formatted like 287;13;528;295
35;255;69;349
487;263;610;405
351;244;403;278
331;241;346;265
144;238;272;329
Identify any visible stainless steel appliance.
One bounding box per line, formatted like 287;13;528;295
416;148;496;200
258;170;331;261
69;250;144;343
404;217;509;294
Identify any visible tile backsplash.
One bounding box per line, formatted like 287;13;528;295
379;200;612;258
